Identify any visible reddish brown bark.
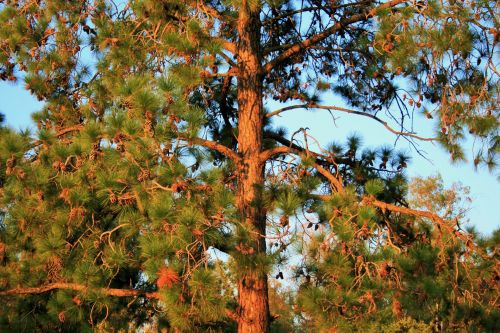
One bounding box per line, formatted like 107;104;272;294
0;282;159;298
235;1;270;332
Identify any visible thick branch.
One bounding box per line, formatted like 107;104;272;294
32;124;239;163
313;193;476;249
0;282;159;298
263;0;409;73
259;142;344;192
56;124;85;136
261;132;353;165
314;163;345;193
32;124;85;146
363;198;475;246
262;132;307;159
190;137;241;162
267;104;435;141
223;41;237;55
259;145;295;162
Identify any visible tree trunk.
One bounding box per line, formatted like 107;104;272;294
235;2;270;332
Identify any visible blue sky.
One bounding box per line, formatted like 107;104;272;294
1;80;498;234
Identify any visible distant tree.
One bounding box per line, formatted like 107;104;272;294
0;0;497;332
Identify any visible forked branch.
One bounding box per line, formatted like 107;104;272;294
260;144;344;193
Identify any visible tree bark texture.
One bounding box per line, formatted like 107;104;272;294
235;2;270;332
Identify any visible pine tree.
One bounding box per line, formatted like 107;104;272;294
0;0;498;332
292;176;499;332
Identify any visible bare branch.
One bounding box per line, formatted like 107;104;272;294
259;145;294;162
267;103;435;141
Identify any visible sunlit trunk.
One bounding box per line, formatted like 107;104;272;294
235;2;270;332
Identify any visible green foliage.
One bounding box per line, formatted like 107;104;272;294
291;176;499;332
0;0;498;332
365;179;385;196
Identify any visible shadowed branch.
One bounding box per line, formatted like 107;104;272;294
263;0;410;73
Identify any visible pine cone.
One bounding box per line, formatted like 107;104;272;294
89;142;102;161
109;190;117;204
75;157;84;168
6;156;15;169
143;118;153;136
279;215;289;227
59;188;70;203
88;151;97;161
116;142;125;152
137;169;151;182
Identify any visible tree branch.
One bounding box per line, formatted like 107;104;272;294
259;140;344;193
218;51;237;68
363;197;475;246
313;194;476;250
223;41;237;55
199;2;227;22
31;124;240;163
55;124;85;137
314;163;345;193
267;104;435;141
259;145;294;163
0;282;159;298
190;137;241;162
263;0;409;73
32;124;85;146
261;1;373;29
261;132;353;165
